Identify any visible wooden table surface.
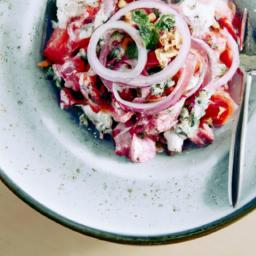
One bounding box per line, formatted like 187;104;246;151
0;181;255;256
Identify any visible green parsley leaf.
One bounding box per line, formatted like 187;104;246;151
131;10;159;49
156;14;176;31
131;10;148;24
125;42;138;59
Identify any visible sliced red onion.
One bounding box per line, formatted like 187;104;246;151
110;0;191;87
112;54;197;114
205;30;240;90
87;21;147;82
102;0;117;18
184;39;211;98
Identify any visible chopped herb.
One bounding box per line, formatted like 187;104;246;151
46;67;63;88
131;10;159;49
78;49;87;62
139;132;145;139
151;78;174;96
153;9;160;19
112;31;122;39
176;130;187;137
131;9;148;24
108;48;121;60
156;14;176;31
46;67;54;78
125;42;138;59
79;114;89;126
190;113;196;127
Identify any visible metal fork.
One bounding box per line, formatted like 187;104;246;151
228;0;256;207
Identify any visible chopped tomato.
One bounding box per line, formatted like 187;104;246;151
163;85;175;96
80;75;112;112
145;51;160;69
146;94;161;102
218;17;238;41
44;28;71;64
70;38;90;53
71;56;87;72
119;88;136;102
220;47;232;68
60;88;85;109
202;92;235;127
86;5;100;17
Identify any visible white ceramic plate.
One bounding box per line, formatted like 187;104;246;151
0;0;256;244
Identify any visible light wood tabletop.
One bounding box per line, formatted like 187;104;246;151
0;181;255;256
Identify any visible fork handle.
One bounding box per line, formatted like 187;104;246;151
228;72;253;207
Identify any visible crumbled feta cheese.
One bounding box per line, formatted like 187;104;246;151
164;130;185;153
151;79;175;96
81;105;113;134
176;90;212;138
57;0;99;28
180;0;216;37
129;135;156;163
193;90;212;121
214;63;228;78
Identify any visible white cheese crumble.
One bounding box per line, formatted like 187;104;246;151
180;0;216;37
164;130;185;153
81;105;113;134
176;90;212;138
57;0;99;28
151;79;175;96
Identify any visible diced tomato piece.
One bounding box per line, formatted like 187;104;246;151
145;51;160;69
80;75;112;112
163;85;175;97
71;56;87;72
218;17;238;41
70;38;90;53
119;88;136;102
202;92;235;127
44;28;71;64
86;5;100;17
190;123;214;146
146;94;161;102
220;47;232;68
60;88;85;109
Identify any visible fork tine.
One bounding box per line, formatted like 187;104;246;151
239;8;248;52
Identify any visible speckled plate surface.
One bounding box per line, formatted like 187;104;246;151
1;0;256;245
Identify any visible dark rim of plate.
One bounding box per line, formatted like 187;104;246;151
1;0;256;245
1;168;256;245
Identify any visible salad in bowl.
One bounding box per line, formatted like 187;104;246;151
40;0;243;163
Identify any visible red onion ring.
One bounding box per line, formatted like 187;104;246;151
205;29;240;90
184;39;211;98
109;0;191;87
102;0;117;18
112;54;197;114
87;21;147;82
